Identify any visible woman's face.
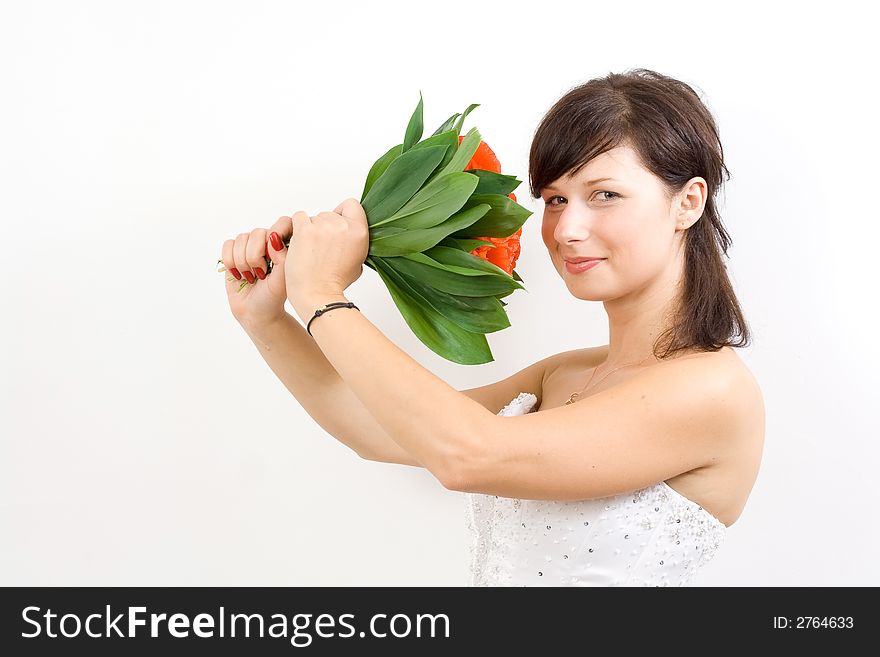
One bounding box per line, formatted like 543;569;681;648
539;144;687;302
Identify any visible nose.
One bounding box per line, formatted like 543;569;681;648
552;204;594;244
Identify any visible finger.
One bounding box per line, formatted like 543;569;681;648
315;211;347;234
313;212;331;228
246;228;268;280
336;197;368;225
268;215;294;244
290;211;312;245
316;211;342;222
291;210;311;228
233;232;256;284
266;226;289;276
266;216;293;272
221;238;242;281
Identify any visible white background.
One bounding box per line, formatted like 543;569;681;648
1;0;877;586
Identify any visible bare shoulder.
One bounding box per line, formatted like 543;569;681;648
658;347;766;526
550;344;762;415
683;347;764;420
647;346;765;439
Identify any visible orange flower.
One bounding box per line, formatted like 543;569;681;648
459;135;521;275
460;134;502;173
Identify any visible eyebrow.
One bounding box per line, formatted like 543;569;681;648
543;177;619;191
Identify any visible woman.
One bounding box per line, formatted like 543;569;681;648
219;68;765;586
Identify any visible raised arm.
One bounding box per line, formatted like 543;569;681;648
240;313;423;467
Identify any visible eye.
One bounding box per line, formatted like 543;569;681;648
543;191;620;207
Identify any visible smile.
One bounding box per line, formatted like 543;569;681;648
565;259;605;274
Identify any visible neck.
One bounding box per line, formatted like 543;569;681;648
601;257;683;368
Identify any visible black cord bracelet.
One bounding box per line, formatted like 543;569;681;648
306;302;360;336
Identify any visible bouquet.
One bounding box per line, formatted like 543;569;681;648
225;94;532;365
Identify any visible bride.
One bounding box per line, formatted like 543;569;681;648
219;68;765;586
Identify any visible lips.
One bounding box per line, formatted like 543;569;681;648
564;257;605;263
564;258;604;274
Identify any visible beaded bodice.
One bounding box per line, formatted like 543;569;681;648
464;392;727;586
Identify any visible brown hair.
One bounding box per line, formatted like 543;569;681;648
528;67;751;358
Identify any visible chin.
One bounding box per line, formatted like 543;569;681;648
569;289;607;302
560;277;604;301
557;270;611;300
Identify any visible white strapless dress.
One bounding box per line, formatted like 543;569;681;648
464;392;727;586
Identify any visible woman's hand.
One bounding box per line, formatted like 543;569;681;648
285;198;370;319
219;216;293;328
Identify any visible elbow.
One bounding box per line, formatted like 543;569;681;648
437;465;471;492
356;448;380;462
354;445;395;464
356;446;427;469
434;425;491;493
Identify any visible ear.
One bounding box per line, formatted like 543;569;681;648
677;177;707;227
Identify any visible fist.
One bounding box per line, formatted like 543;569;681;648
285;198;370;306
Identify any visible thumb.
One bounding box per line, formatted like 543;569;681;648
335;197;368;225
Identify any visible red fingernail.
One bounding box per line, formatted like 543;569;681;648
243;271;255;284
254;267;265;280
230;268;242;280
270;231;283;251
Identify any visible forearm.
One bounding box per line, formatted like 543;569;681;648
241;312;340;389
292;294;491;485
239;312;421;464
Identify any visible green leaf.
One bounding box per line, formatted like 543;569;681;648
370;256;494;365
453;103;480;135
431;112;460;137
402;91;424;152
468;169;522;196
439;236;495;252
361;145;448;226
368;203;490;257
401;250;499;278
360;128;458;203
388;251;522;296
451;193;533;238
435;126;481;179
361;143;403;202
411;129;459;175
383;259;511;333
511;269;523;283
367;226;412;253
374;171;479;230
424;245;526;288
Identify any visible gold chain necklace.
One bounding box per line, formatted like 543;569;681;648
564;354;654;405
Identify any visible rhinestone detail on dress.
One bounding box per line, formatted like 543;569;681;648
464;392;727;586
